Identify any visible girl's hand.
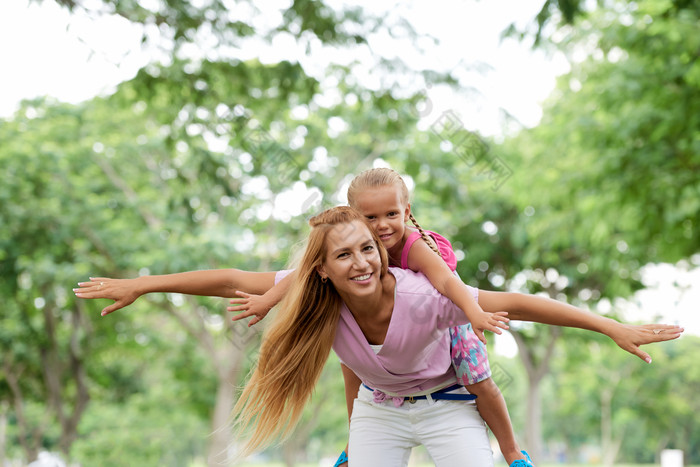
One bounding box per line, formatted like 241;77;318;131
607;322;684;363
73;277;140;316
470;310;510;345
228;291;273;327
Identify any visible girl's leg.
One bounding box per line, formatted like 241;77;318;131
348;391;415;467
465;378;527;465
450;324;531;465
416;394;494;467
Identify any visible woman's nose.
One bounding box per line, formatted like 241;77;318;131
352;253;370;269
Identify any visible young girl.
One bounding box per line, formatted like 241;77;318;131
231;167;532;466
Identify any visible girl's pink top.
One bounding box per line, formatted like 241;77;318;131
275;267;477;395
401;229;457;272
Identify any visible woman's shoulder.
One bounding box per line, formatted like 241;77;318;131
389;268;461;324
390;267;444;298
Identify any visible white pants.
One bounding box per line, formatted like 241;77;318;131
348;385;494;467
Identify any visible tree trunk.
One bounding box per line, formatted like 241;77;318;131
2;361;41;463
280;390;329;467
597;344;625;467
41;301;91;460
207;351;246;467
0;401;7;467
512;325;561;463
525;377;542;461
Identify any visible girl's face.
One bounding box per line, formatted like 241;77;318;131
317;220;383;300
351;185;410;252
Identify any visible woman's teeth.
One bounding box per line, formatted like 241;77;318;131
352;274;371;281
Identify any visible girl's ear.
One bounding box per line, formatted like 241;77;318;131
404;203;412;223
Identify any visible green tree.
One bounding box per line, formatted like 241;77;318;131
519;0;700;265
0;57;435;465
488;0;700;460
546;333;700;464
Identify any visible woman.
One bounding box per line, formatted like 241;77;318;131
74;206;683;466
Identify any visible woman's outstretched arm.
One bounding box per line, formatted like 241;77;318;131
478;290;684;363
74;269;277;316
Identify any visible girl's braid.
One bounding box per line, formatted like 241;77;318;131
408;213;442;258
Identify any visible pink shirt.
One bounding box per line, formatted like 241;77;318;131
275;267;477;395
401;229;457;272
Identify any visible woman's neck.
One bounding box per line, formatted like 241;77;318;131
340;271;396;345
339;270;396;321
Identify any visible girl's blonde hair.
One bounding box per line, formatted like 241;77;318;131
347;167;441;257
232;206;388;457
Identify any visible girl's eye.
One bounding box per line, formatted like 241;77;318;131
388;212;397;216
366;216;376;221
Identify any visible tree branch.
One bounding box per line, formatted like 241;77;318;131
92;155;162;229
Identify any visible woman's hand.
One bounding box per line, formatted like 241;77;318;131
73;277;141;316
469;310;509;345
228;291;274;327
607;322;684;363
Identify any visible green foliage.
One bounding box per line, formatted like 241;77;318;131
71;394;208;466
501;0;700;302
544;334;700;464
3;0;699;464
49;0;371;50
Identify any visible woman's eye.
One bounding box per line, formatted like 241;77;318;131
337;252;349;258
363;245;375;252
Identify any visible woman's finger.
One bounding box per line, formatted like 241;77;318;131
74;289;106;299
643;325;684;342
631;346;652;364
101;303;121;316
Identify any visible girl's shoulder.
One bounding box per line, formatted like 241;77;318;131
402;228;457;271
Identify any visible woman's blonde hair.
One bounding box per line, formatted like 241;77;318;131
347;167;441;257
232;206;388;457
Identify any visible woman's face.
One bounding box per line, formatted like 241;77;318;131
351;185;410;252
318;220;383;299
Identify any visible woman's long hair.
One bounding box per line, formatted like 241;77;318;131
232;206;388;457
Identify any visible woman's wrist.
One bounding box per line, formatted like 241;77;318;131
596;315;622;337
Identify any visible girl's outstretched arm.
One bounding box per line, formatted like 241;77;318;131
478;290;684;363
74;269;277;316
406;239;509;343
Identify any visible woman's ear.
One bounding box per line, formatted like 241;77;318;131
316;265;327;281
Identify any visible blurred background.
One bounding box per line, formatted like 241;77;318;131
1;0;698;465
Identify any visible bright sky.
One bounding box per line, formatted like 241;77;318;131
2;0;697;352
0;0;570;133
